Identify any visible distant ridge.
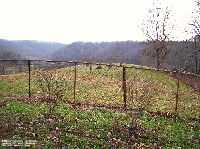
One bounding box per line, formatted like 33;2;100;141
0;39;65;60
41;41;143;64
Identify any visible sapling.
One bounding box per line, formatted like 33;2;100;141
127;76;158;127
36;70;68;115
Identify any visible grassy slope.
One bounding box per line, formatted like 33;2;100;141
0;64;200;148
0;65;199;116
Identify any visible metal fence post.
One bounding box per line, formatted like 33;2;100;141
196;75;198;88
74;62;77;102
123;66;127;108
2;65;4;75
28;60;31;99
175;71;180;113
19;63;22;73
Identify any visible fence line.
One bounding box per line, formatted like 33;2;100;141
0;59;199;112
0;59;199;74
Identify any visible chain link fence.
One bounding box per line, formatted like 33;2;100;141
0;60;199;115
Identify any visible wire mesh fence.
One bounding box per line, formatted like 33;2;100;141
0;60;29;99
75;63;123;106
172;67;200;91
0;60;199;115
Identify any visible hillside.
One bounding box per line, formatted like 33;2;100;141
0;39;143;63
14;40;65;57
0;63;199;116
0;39;198;74
0;43;21;60
0;39;65;59
42;41;143;64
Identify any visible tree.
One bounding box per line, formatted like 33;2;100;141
141;1;174;70
189;0;200;74
166;40;197;73
189;0;200;35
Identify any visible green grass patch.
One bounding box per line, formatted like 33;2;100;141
0;80;29;95
0;97;199;148
138;113;200;148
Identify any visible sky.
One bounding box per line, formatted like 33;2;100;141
0;0;198;44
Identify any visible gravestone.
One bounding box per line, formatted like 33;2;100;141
90;65;92;70
108;62;112;68
120;62;123;67
96;63;102;69
135;65;138;71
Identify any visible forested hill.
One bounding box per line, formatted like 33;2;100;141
0;39;143;64
0;38;198;73
41;41;144;64
14;40;65;56
0;39;65;60
0;43;20;60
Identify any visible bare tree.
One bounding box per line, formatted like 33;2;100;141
189;0;200;35
141;1;174;70
188;0;200;74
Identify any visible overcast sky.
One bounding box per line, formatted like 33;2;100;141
0;0;197;44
